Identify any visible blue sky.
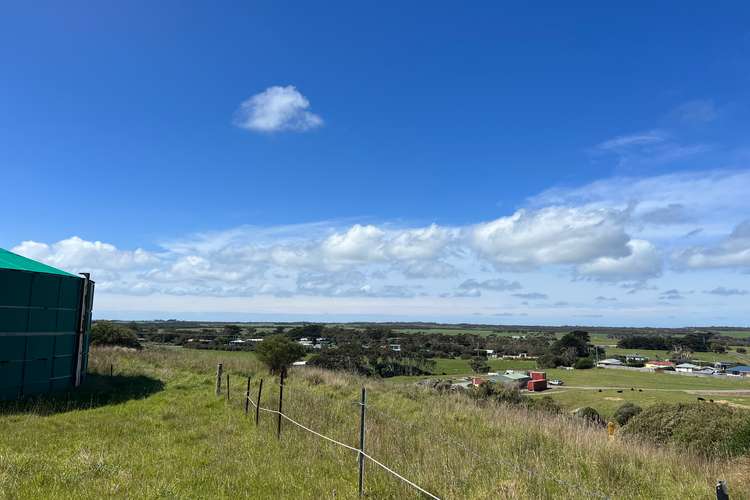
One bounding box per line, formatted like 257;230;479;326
3;2;750;326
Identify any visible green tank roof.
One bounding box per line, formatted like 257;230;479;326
0;248;78;278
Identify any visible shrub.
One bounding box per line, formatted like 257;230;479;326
573;406;604;425
574;357;595;369
623;403;750;457
255;335;306;376
613;402;642;426
737;347;747;354
527;396;562;414
91;322;142;349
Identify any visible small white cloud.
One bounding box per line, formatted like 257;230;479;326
234;85;323;132
577;239;662;281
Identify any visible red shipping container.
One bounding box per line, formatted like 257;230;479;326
527;379;548;392
529;371;546;381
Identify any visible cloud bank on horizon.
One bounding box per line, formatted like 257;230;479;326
12;168;750;327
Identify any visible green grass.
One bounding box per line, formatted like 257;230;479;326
431;357;536;375
2;347;749;499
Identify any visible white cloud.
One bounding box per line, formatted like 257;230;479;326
469;206;631;269
577;239;662;281
12;237;157;271
233;85;323;132
675;220;750;269
12;170;750;325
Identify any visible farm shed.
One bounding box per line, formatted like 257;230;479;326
0;248;94;400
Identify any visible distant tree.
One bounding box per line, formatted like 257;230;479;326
737;347;747;354
469;357;490;374
286;324;325;340
553;331;590;359
537;353;561;369
255;335;306;376
91;322;142;349
223;324;242;336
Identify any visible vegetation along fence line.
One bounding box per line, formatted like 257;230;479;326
213;364;733;500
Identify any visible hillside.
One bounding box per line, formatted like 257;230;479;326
1;347;748;499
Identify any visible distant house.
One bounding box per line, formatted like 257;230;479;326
596;358;624;368
645;361;675;370
675;363;701;373
727;366;750;377
389;344;402;352
292;360;307;367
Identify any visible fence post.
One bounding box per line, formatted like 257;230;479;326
358;386;367;497
226;373;230;401
255;378;264;426
244;376;251;416
215;363;223;396
716;480;729;500
277;371;285;439
110;364;113;377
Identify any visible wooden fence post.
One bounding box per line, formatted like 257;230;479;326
255;378;264;426
244;376;251;416
277;371;285;439
358;387;367;497
215;363;223;396
226;373;230;401
110;364;113;377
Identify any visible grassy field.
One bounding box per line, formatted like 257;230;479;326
2;347;749;498
395;356;750;418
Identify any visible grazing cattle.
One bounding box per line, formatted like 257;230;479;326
697;397;705;401
617;390;623;393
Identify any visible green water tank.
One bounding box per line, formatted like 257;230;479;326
0;248;94;400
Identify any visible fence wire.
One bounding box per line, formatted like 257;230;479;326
242;389;441;499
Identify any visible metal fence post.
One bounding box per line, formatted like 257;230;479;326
358;386;367;497
215;363;223;396
244;376;251;416
277;371;285;439
255;378;264;426
226;373;230;401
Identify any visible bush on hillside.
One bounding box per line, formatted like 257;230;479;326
623;403;750;457
613;402;642;426
737;347;747;354
527;395;562;414
255;335;306;376
574;357;595;369
573;406;604;425
91;322;142;349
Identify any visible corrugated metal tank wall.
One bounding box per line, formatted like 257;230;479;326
0;269;93;400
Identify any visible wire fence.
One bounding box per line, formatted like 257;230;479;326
214;364;729;500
